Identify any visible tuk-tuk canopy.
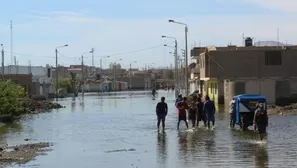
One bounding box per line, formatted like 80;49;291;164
233;94;266;102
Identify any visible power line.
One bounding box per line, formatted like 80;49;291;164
3;43;173;61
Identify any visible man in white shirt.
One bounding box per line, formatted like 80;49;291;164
229;99;236;128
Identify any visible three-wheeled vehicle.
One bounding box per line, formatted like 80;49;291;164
230;94;267;131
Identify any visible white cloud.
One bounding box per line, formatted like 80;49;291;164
244;0;297;13
1;11;297;68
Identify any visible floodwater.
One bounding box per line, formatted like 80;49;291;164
1;90;297;168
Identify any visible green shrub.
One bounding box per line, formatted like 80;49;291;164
0;79;26;117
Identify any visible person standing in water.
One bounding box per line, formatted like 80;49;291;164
196;97;206;127
229;98;236;128
203;95;216;129
189;96;198;128
152;88;156;97
177;97;189;130
156;97;168;131
253;103;268;140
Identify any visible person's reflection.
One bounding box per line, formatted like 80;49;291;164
254;145;269;168
205;131;215;151
156;132;168;166
79;99;85;112
178;131;189;164
71;97;76;112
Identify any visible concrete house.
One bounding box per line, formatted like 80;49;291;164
191;45;297;104
1;65;54;98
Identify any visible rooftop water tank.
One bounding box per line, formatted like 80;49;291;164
245;37;253;47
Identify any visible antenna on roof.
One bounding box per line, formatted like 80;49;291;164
277;28;280;50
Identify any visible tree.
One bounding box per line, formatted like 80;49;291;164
0;79;26;117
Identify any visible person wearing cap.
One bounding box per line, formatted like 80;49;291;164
253;103;268;140
156;97;168;131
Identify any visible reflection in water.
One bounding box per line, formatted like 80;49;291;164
178;131;189;165
156;132;167;167
71;97;76;112
79;97;85;112
254;145;269;168
0;123;23;147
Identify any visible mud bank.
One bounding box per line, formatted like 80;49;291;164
0;142;52;166
268;104;297;116
23;98;64;113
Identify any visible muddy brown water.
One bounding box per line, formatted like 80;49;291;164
1;90;297;168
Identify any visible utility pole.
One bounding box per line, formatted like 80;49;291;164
129;63;132;89
10;20;13;65
55;48;58;99
185;26;189;96
113;62;116;91
100;59;102;76
81;54;84;97
174;39;178;97
92;48;94;66
1;44;4;75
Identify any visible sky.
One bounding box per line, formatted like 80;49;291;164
0;0;297;69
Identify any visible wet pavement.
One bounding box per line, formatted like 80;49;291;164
1;90;297;168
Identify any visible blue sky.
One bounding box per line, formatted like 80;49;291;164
0;0;296;68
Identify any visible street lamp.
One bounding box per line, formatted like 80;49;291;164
162;35;178;95
168;19;189;95
55;44;68;99
81;50;93;97
1;44;4;75
112;58;122;91
129;61;137;89
100;55;110;76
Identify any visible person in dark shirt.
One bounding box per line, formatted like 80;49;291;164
203;95;216;129
196;97;206;127
156;97;168;131
177;97;190;130
253;103;268;140
189;96;198;128
152;88;156;96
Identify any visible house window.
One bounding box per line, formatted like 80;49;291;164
265;51;282;65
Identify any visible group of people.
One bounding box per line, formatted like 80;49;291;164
155;92;268;140
155;93;216;131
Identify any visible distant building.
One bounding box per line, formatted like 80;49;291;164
0;65;53;97
191;45;297;104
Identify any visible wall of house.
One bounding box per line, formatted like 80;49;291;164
200;49;297;79
223;78;297;104
117;76;146;89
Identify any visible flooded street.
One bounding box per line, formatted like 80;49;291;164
1;90;297;168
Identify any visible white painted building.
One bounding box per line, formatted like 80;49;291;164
0;65;54;97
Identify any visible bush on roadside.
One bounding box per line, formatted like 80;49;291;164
0;79;26;118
